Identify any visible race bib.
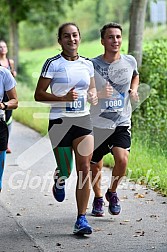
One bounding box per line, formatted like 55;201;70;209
101;93;125;112
66;96;85;112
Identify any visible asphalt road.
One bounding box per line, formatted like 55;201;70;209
0;121;167;252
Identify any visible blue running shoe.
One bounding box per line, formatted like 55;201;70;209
91;197;105;217
73;215;92;235
105;190;121;215
52;179;65;202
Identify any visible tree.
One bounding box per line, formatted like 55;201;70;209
1;0;81;70
106;0;131;25
0;3;10;42
128;0;148;67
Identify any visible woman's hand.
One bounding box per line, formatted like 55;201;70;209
65;87;78;101
0;102;5;110
87;92;98;105
87;76;98;105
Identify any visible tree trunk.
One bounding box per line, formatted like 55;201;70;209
8;4;19;71
128;0;148;67
9;19;19;70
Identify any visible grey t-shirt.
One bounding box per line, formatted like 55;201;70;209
90;54;139;129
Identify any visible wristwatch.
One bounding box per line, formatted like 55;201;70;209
1;102;8;110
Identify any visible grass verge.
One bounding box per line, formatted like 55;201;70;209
103;137;167;196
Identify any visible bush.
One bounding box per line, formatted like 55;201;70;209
17;61;33;89
19;21;56;50
82;27;100;42
132;40;167;153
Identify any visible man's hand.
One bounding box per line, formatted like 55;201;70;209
129;89;139;102
98;82;113;99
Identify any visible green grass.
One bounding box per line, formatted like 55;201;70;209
144;24;167;41
103;137;167;196
13;84;49;135
14;39;167;196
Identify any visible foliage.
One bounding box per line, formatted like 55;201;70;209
26;0;81;30
19;21;57;49
64;0;131;42
144;24;167;41
3;0;81;25
103;136;167;195
13;83;49;135
1;0;148;51
18;46;60;89
0;2;10;41
0;0;82;61
132;39;167;152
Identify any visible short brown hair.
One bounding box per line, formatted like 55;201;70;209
100;22;122;39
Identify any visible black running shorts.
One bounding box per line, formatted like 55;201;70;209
91;126;131;163
0;119;8;151
48;115;93;147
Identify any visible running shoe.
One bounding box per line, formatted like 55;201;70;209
73;215;92;235
105;190;121;215
52;179;65;202
91;197;105;217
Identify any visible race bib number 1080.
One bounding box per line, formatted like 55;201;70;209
101;93;125;112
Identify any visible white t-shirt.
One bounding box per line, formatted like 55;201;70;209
41;54;94;119
0;66;16;118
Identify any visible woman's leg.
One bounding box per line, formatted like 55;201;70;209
53;146;73;180
48;119;74;179
0;119;8;191
72;134;94;216
52;146;73;202
6;119;12;153
0;151;6;191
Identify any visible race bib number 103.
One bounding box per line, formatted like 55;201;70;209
66;96;84;112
